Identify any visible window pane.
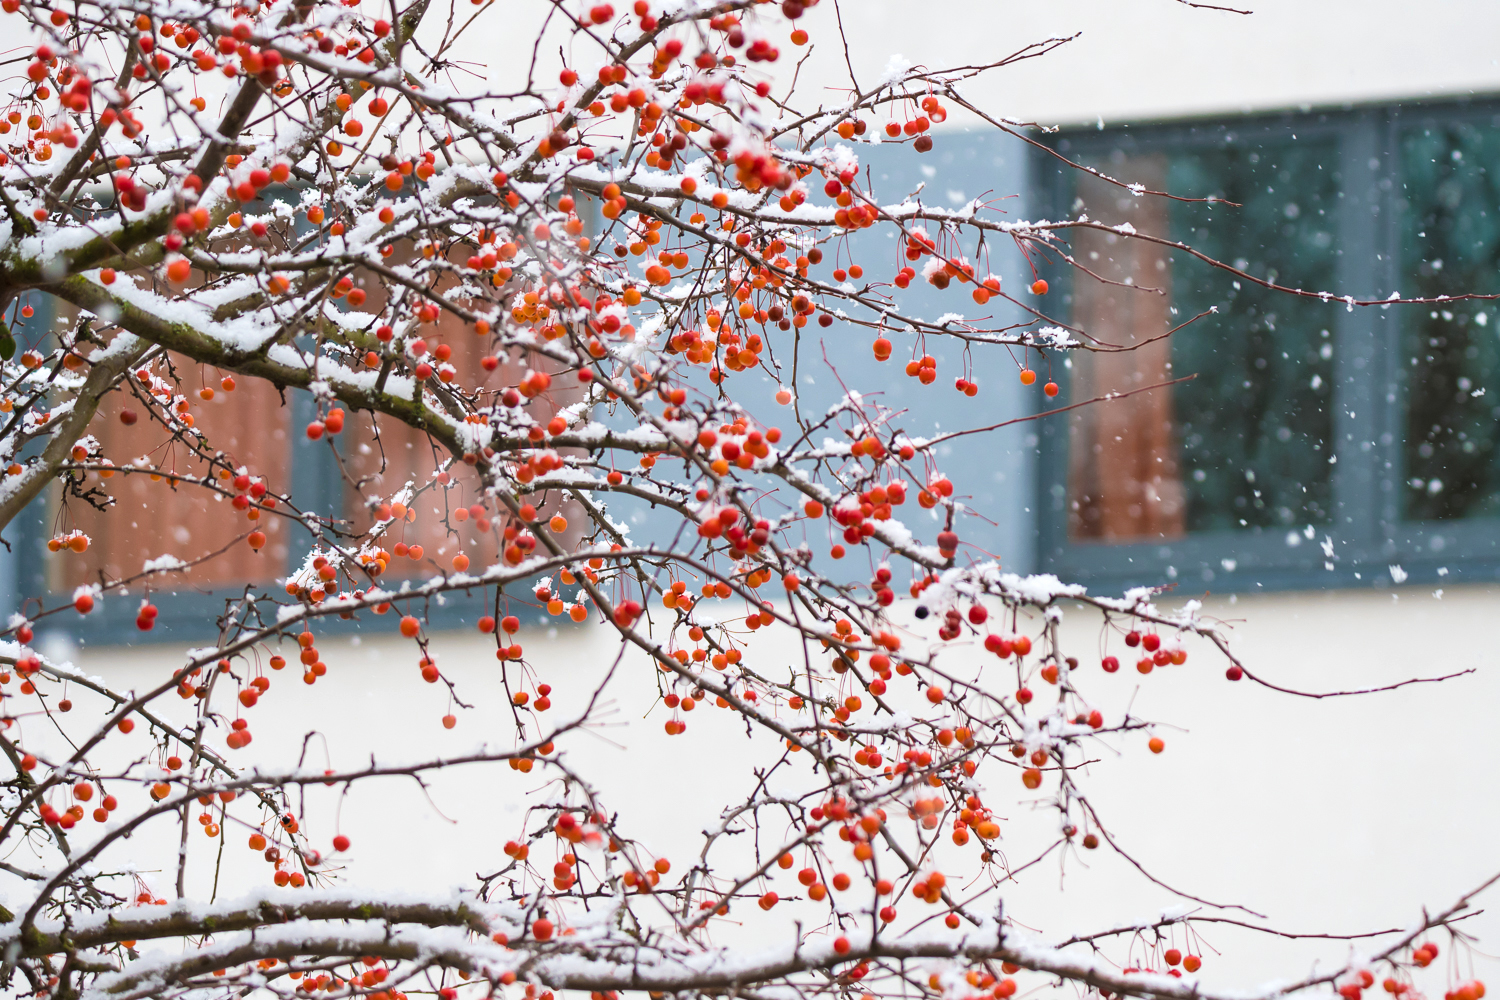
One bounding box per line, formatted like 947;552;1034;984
1066;136;1338;542
341;313;506;579
1067;155;1185;542
1399;119;1500;521
343;411;505;578
53;357;292;591
341;319;584;581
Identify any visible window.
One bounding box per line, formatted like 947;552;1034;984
18;268;573;645
51;363;293;594
339;330;513;576
1398;120;1500;521
1037;100;1500;591
19;324;325;644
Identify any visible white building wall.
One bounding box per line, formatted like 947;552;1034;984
42;583;1500;994
774;0;1500;125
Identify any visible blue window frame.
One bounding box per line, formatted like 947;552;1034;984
1035;98;1500;593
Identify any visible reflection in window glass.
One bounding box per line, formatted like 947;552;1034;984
49;351;292;594
1066;137;1337;542
1400;120;1500;521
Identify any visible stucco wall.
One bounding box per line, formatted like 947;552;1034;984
32;582;1500;991
764;0;1500;126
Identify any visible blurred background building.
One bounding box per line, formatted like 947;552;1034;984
20;0;1500;625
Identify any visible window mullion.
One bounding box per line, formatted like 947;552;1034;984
1330;111;1386;570
288;388;345;572
1372;107;1405;561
